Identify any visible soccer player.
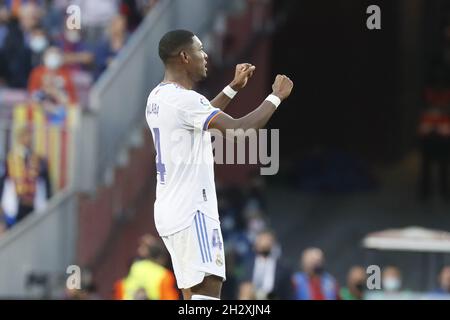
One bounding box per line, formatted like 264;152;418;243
145;29;293;300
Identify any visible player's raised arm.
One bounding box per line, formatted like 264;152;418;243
209;74;294;134
210;63;256;111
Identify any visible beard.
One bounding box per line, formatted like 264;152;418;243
201;66;208;79
196;69;208;82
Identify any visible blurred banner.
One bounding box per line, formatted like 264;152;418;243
1;103;79;192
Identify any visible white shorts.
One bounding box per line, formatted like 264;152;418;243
161;210;226;289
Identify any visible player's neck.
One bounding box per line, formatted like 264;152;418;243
163;70;194;90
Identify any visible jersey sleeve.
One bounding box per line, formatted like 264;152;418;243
177;91;221;131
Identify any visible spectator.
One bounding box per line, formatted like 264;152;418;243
17;2;42;36
292;247;339;300
340;266;366;300
432;265;450;295
0;127;52;226
119;238;179;300
56;25;94;71
136;233;157;258
0;2;44;87
114;233;172;300
2;16;32;87
94;14;128;79
365;266;413;300
4;0;45;18
28;46;78;106
382;266;403;293
136;233;170;267
238;230;292;300
28;24;49;67
53;24;95;108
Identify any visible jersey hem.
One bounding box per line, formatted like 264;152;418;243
156;211;220;237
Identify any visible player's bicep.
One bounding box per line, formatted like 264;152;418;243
207;111;238;134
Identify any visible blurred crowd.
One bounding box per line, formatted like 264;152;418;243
0;127;51;232
218;177;450;300
110;176;450;300
0;0;159;237
0;0;159;107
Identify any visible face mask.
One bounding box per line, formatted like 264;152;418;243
44;53;62;70
65;30;81;43
383;277;401;291
313;265;324;275
355;282;366;292
30;36;48;53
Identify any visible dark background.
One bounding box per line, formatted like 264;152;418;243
270;0;409;163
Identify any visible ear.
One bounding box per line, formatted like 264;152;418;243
179;50;189;64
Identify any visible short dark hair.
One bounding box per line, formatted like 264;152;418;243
158;29;194;63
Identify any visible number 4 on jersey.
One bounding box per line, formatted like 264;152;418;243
212;229;223;250
153;127;166;184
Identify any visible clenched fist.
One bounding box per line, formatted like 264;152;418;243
272;75;293;101
230;63;256;90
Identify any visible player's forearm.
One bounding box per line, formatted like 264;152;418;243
210;82;240;111
210;91;232;111
235;100;277;130
209;99;279;135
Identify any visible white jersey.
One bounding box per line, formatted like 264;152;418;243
145;82;221;236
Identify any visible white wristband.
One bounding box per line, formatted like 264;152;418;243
222;85;237;99
265;94;281;108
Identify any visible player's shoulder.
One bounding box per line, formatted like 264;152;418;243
177;89;211;109
148;84;211;114
170;86;205;102
167;87;209;108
